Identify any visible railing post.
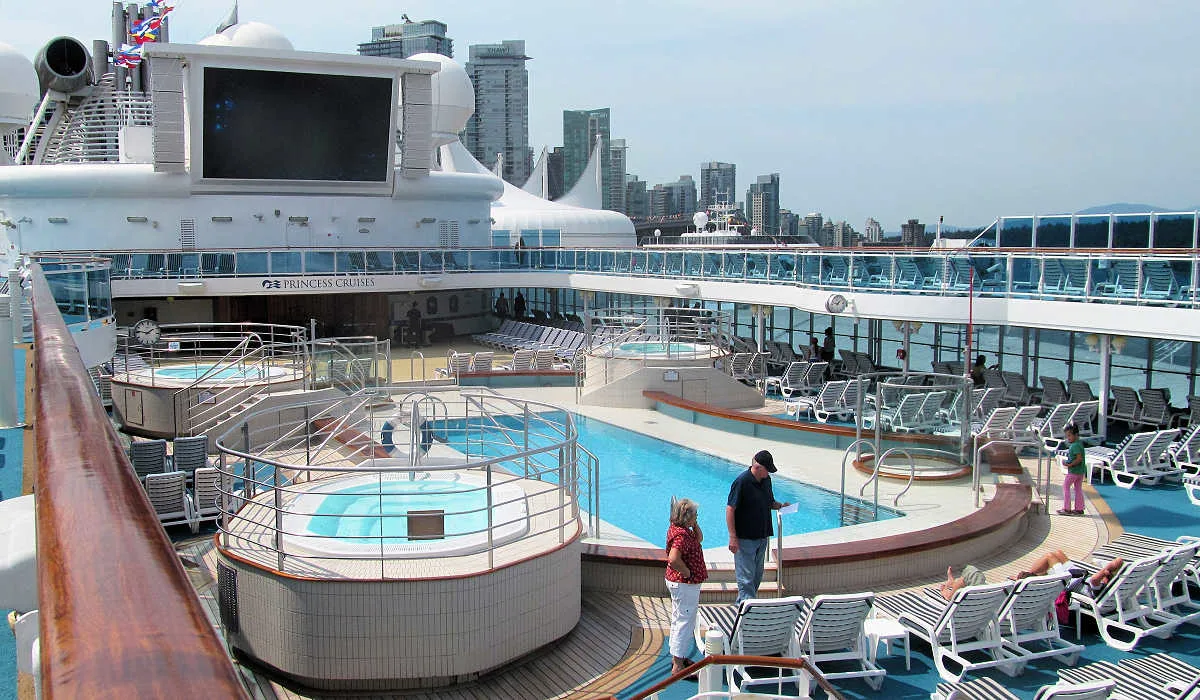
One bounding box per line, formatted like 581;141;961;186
8;270;22;344
699;629;725;693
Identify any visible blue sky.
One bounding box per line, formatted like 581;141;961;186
6;1;1199;228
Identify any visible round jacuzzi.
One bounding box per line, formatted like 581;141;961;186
609;340;719;358
129;362;294;384
281;473;529;558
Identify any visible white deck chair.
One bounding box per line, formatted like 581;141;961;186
1058;659;1185;700
1141;542;1200;632
1092;532;1200;591
864;392;924;432
913;390;950;432
998;573;1084;667
1070;553;1173;651
814;378;861;423
1119;653;1200;696
470;351;494;373
1008;405;1043;433
1036;402;1080;452
533;348;558;370
190;467;227;531
144;470;195;530
794;592;885;691
434;351;472;378
1171;424;1200;475
874;582;1020;683
129;438;168;480
787;380;848;421
1141;428;1185;482
170;435;209;478
695;596;807;694
501;348;535;371
971;407;1017;436
762;361;809;397
1085;431;1156;486
935;676;1116;700
1187;475;1200;506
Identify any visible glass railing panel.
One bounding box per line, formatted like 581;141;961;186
769;253;796;282
108;253;131;277
237;252;268;275
1034;216;1072;248
394;251;419;272
646;252;664;275
364;251;391;273
529;249;551;269
998;217;1033;248
1153;214;1196;248
585;251;602;272
419;251;444;271
821;255;850;286
304;251;335;274
270;251;302;274
1141;259;1187;301
335;251;366;274
861;255;894;288
745;253;767;279
444;251;469;271
848;256;873;288
682;251;703;277
799;255;821;284
665;252;684;276
614;251;632;274
1010;256;1041;294
1113;214;1150;248
1073;215;1109;248
629;250;648;274
722;252;744;278
87;267;111;318
601;252;617;275
702;252;723;278
1093;257;1137;300
555;250;576;270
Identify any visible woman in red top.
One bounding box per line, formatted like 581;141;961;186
665;498;708;675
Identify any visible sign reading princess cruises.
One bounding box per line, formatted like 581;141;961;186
260;278;377;290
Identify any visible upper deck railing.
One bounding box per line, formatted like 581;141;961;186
62;245;1200;309
28;262;247;697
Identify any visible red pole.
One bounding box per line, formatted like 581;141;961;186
966;267;974;377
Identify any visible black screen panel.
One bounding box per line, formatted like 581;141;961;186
203;68;392;182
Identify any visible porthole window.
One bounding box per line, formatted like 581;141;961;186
448;295;459;313
426;296;438;315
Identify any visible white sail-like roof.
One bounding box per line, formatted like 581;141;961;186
520;146;549;199
439;140;634;247
555;135;603;209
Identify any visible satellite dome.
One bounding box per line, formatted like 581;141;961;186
202;21;293;50
408;52;473;145
692;211;709;230
0;43;39;129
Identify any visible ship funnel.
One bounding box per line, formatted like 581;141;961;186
34;37;93;95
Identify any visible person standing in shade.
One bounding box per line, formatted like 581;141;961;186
406;301;423;348
821;326;836;362
726;450;790;604
513;291;526;320
1058;422;1087;515
495;292;509;319
665;498;707;676
971;354;988;387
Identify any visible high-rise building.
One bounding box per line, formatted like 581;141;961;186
625;175;648;217
663;175;697;216
463;40;531;186
648;186;669;217
608;139;628;214
864;217;883;244
746;173;780;235
562;108;610;207
901;218;927;246
804;212;824;243
820;220;835;247
358;19;452;58
779;209;799;236
832;221;857;247
699;161;736;209
547;147;565;201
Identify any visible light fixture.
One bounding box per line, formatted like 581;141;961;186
211;216;233;223
467;218;481;224
420;217;437;224
287;216;309;223
358;228;370;234
177;281;205;292
674;282;699;297
1111;336;1127;353
418;275;443;287
357;217;376;223
1084;334;1099;351
126;216;148;223
253;213;264;221
48;217;68;224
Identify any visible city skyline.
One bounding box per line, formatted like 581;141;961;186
7;1;1200;228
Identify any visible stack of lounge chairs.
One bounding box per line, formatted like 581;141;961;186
472;320;585;361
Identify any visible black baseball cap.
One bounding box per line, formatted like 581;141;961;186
754;450;777;473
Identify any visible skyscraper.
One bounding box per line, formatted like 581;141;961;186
625;175;648;218
901;219;927;246
463;40;531;186
746;173;780;235
562;108;610;208
547;147;566;201
864;217;883;244
608;138;628;214
699;162;736;209
358;19;452;58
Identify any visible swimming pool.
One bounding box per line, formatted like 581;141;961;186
280;473;529;557
609;341;719;358
436;412;901;545
145;363;290;381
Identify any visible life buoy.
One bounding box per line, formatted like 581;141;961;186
896;347;907;361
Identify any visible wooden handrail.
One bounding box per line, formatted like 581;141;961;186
618;654;846;700
29;264;247;698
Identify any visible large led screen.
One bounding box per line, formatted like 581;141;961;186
202;68;393;182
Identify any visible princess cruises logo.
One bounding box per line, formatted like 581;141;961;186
260;278;376;290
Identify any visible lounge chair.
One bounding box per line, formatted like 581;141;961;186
1119;653;1200;696
874;581;1020;683
760;360;808;396
1170;424;1200;475
1068;380;1097;405
1141;542;1200;632
1069;552;1173;651
170;435;209;478
1141;428;1184;482
1092;532;1200;591
191;466;226;531
129;438;168;480
501;348;535;371
144;470;194;530
695;596;807;694
1058;659;1190;700
786;380;848;421
434;352;472;379
728;352;766;384
794;592;885;691
1085;431;1156;486
863;392;924;432
934;677;1116;700
1108;385;1143;429
997;573;1084;667
1035;402;1080;452
1040;376;1070;409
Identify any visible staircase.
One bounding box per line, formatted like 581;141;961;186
698;559;785;603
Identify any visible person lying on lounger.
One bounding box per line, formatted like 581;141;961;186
1010;549;1124;595
938;564;988;600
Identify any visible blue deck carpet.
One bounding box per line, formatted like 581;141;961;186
1;347;28;700
621;465;1200;698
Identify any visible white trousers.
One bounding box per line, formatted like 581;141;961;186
666;579;702;659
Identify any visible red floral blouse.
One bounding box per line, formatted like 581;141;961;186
665;524;708;584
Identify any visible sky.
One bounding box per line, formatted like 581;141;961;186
5;0;1200;229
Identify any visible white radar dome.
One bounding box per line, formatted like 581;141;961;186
200;22;293;50
0;43;39;129
408;52;474;145
692;212;709;230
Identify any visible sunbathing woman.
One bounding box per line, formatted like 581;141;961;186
1011;549;1124;594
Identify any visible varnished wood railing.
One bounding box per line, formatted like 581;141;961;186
30;264;247;698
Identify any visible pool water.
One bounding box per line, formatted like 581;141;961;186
437;412;900;546
305;480;486;543
151;364;281;380
616;342;702;354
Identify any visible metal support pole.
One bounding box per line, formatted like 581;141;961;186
1098;335;1111;443
0;298;21;427
8;271;21;344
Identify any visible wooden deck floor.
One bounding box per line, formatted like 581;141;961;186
176;463;1110;700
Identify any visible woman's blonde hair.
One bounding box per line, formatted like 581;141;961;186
670;498;698;526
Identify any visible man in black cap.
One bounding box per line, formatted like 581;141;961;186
726;450;790;604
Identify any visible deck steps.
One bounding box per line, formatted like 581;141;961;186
981;443;1024;475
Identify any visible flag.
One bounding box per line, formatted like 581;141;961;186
131;15;163;43
114;43;144;68
215;1;238;33
146;0;175;14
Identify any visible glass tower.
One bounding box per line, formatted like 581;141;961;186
357;20;452;58
464;40;532;186
562;108;610;208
